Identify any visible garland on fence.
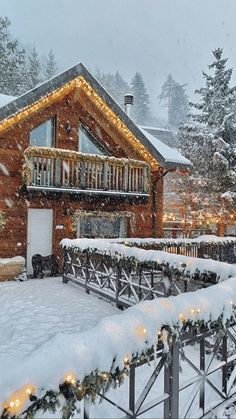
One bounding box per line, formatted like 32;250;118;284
72;210;136;233
62;242;228;284
2;312;235;419
120;237;236;251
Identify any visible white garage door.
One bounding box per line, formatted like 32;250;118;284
27;209;53;274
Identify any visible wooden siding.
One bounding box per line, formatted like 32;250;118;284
0;89;163;261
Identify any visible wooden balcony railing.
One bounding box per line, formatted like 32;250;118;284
23;147;150;195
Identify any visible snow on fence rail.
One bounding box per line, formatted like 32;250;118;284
61;238;236;283
2;277;236;418
116;235;236;264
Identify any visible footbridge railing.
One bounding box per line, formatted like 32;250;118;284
61;238;236;308
4;276;236;419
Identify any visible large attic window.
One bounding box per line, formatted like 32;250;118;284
30;117;55;147
79;124;108;155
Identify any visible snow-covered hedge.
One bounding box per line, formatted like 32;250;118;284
116;235;236;246
61;238;236;282
2;276;236;417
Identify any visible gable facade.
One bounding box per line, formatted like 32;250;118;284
0;65;191;273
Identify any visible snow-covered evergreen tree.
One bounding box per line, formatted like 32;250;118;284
28;46;41;89
0;17;26;95
190;48;236;133
44;50;57;80
173;48;236;230
159;74;189;129
130;72;151;124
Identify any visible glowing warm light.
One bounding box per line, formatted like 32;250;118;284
199;221;202;225
65;372;76;385
135;325;147;338
190;309;195;315
124;355;130;365
181;220;185;224
197;308;200;313
179;313;184;321
230;214;234;219
4;384;35;414
25;388;32;395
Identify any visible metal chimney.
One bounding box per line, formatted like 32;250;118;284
124;94;134;118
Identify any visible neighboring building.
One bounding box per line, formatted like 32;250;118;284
0;63;191;273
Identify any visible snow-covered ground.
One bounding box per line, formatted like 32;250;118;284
0;277;118;408
1;274;236;417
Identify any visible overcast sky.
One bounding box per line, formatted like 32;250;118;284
1;0;236;116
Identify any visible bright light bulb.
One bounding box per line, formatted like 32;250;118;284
9;402;15;408
143;328;147;334
26;388;32;395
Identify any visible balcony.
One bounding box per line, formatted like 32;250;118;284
23;147;150;196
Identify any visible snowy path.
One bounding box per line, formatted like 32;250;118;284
0;278;118;403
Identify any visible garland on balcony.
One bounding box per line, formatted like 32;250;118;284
72;210;136;233
24;146;149;167
0;210;6;231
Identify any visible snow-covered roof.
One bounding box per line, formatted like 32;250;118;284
0;64;191;170
138;127;191;167
0;93;16;107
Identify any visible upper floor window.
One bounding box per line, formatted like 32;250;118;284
30;117;55;147
78;124;108;155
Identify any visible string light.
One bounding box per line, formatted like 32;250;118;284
65;373;76;385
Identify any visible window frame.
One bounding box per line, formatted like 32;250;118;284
29;116;56;148
78;124;110;156
77;215;126;238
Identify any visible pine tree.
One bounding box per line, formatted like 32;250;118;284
159;74;189;129
174;48;236;230
130;72;151;124
0;17;26;95
95;69;130;108
44;50;57;80
28;46;41;89
190;48;236;138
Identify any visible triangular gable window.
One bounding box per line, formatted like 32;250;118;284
79;125;109;156
30;117;55;147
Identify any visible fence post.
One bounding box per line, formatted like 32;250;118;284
199;337;205;414
164;337;179;419
116;262;122;309
129;363;136;417
85;252;90;294
62;249;68;283
83;395;90;419
222;333;228;396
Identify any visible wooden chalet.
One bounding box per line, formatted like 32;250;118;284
0;63;191;273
